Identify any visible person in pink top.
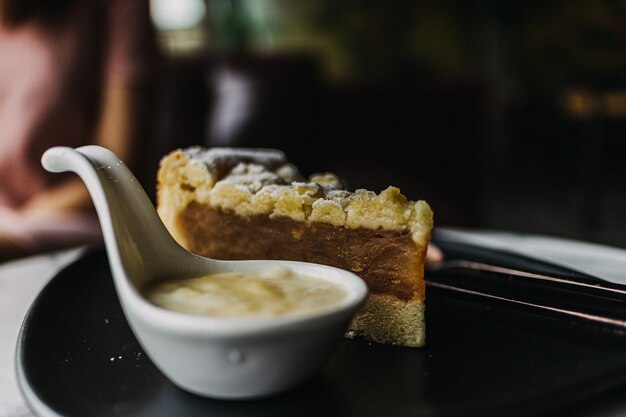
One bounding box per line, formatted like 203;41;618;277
0;0;157;261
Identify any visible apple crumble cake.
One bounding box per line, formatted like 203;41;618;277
157;147;433;347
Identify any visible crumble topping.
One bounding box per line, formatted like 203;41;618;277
157;148;433;247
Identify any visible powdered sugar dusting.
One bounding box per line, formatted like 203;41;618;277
184;147;293;181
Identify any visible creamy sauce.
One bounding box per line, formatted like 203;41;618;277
143;266;346;317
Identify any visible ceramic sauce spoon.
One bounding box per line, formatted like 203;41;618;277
41;145;367;399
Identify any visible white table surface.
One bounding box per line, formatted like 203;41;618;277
0;248;84;417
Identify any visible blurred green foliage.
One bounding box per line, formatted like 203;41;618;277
205;0;625;84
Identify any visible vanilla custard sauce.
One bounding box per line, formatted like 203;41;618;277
143;266;346;317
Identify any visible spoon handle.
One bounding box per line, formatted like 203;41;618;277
42;146;191;282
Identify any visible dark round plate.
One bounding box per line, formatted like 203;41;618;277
16;249;626;417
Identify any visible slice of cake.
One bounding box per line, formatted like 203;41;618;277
157;147;433;347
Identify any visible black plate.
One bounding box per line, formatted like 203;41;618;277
17;249;626;417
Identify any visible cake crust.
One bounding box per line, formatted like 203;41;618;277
347;295;425;347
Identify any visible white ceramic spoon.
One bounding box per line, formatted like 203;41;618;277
41;145;367;399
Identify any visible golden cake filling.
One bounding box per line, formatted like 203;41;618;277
179;204;425;301
157;147;433;347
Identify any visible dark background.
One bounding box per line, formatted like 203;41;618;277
147;0;626;247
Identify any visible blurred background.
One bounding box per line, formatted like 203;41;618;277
148;0;626;246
